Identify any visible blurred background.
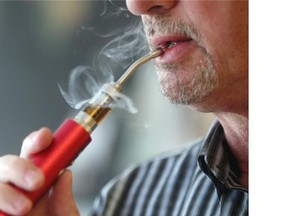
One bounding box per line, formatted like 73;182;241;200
0;1;214;215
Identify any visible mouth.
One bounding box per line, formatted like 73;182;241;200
150;36;194;63
158;39;193;51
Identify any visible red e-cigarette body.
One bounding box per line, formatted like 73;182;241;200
25;119;91;203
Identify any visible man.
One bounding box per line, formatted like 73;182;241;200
0;0;248;215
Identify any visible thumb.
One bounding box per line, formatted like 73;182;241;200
47;170;80;216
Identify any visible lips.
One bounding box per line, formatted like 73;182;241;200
158;38;192;50
150;35;192;49
149;35;194;64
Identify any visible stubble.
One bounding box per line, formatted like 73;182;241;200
143;16;218;105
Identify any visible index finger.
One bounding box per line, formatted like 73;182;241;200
20;128;53;159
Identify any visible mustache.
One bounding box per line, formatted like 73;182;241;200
142;16;203;47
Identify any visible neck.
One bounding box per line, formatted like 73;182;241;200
216;112;248;189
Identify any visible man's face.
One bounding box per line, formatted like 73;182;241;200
126;0;248;111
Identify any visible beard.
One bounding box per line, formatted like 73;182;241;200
156;54;217;105
143;16;218;105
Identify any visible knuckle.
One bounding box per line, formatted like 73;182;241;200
0;155;44;191
7;154;21;165
6;155;27;171
0;155;24;182
0;155;20;172
0;155;36;183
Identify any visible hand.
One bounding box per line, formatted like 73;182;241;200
0;128;80;216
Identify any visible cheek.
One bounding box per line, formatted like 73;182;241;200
187;2;247;76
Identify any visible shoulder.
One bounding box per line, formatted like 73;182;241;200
91;139;204;216
119;138;203;182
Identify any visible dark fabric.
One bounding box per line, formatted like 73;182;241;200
91;121;248;216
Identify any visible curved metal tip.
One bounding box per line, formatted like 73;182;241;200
115;47;164;90
150;47;164;57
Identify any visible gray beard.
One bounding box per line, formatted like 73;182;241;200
155;54;218;105
142;16;218;105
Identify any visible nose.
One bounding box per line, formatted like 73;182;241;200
126;0;177;16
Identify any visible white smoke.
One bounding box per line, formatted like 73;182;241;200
59;1;149;112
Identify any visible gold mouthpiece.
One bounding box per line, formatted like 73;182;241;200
115;48;163;90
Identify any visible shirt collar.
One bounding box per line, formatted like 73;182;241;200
198;121;247;197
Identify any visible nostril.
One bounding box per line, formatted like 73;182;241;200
147;2;177;14
148;5;164;13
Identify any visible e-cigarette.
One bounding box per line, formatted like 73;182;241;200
0;48;163;216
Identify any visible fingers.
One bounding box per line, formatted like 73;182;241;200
47;170;80;216
0;155;42;215
0;182;32;215
0;127;53;216
20;127;53;159
29;170;80;216
0;155;44;191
